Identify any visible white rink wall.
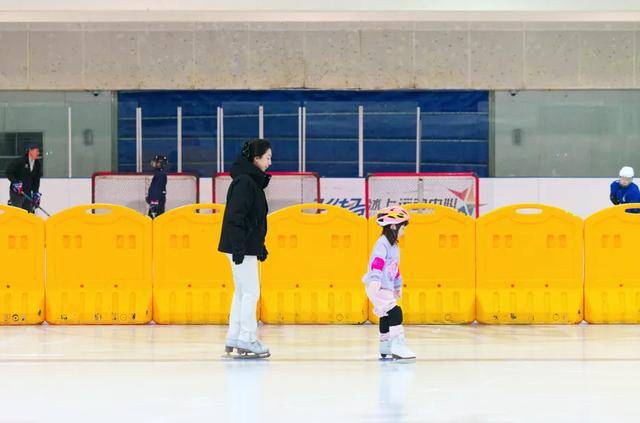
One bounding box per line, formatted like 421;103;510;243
320;178;613;217
0;178;214;217
0;177;613;218
478;178;612;218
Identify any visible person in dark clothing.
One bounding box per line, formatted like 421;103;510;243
146;155;168;218
6;145;42;214
218;139;272;359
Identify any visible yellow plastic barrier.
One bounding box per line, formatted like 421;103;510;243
0;205;45;325
45;204;152;324
585;205;640;323
261;204;368;324
367;204;476;324
476;204;583;324
153;204;235;324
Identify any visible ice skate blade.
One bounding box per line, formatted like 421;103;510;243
231;352;270;360
379;354;416;362
221;353;270;360
222;349;271;360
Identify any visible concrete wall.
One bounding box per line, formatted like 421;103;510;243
1;22;640;90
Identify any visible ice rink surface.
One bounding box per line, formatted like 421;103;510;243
2;323;640;422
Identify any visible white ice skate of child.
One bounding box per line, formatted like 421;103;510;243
224;339;270;359
379;334;392;359
388;326;415;361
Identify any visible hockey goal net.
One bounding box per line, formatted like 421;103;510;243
92;172;199;214
213;172;320;212
365;172;479;218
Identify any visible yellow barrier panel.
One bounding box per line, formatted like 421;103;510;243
153;204;235;324
0;205;45;325
261;204;368;324
585;205;640;323
367;204;475;324
45;204;152;324
476;204;583;324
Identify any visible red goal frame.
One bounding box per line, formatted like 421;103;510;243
212;171;321;204
365;172;480;218
91;171;200;202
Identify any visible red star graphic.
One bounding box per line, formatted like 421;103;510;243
448;188;472;202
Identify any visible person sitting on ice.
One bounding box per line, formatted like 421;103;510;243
610;166;640;206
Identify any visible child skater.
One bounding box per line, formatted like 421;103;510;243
146;155;168;218
363;206;415;360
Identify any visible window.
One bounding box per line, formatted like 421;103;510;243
0;132;43;177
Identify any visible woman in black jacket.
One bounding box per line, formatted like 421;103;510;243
219;139;272;358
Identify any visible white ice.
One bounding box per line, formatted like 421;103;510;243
1;324;640;422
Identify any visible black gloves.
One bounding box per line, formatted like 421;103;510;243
232;247;267;265
258;246;268;262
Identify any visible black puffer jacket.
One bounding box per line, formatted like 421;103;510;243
218;155;271;258
6;152;42;194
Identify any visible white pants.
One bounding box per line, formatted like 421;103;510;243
226;255;260;343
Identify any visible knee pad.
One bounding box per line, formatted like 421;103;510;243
387;305;403;326
379;316;390;334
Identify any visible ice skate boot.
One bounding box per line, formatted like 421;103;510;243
235;339;270;359
379;333;392;359
224;338;239;356
389;326;415;360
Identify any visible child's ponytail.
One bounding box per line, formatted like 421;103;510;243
382;222;408;245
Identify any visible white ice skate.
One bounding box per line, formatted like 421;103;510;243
224;338;239;355
389;326;415;360
379;338;392;359
231;339;270;359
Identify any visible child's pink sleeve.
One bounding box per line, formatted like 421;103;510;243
363;240;387;284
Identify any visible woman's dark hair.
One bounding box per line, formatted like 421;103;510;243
242;139;272;160
382;221;408;245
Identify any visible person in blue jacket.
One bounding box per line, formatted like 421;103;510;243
146;155;168;218
610;166;640;212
